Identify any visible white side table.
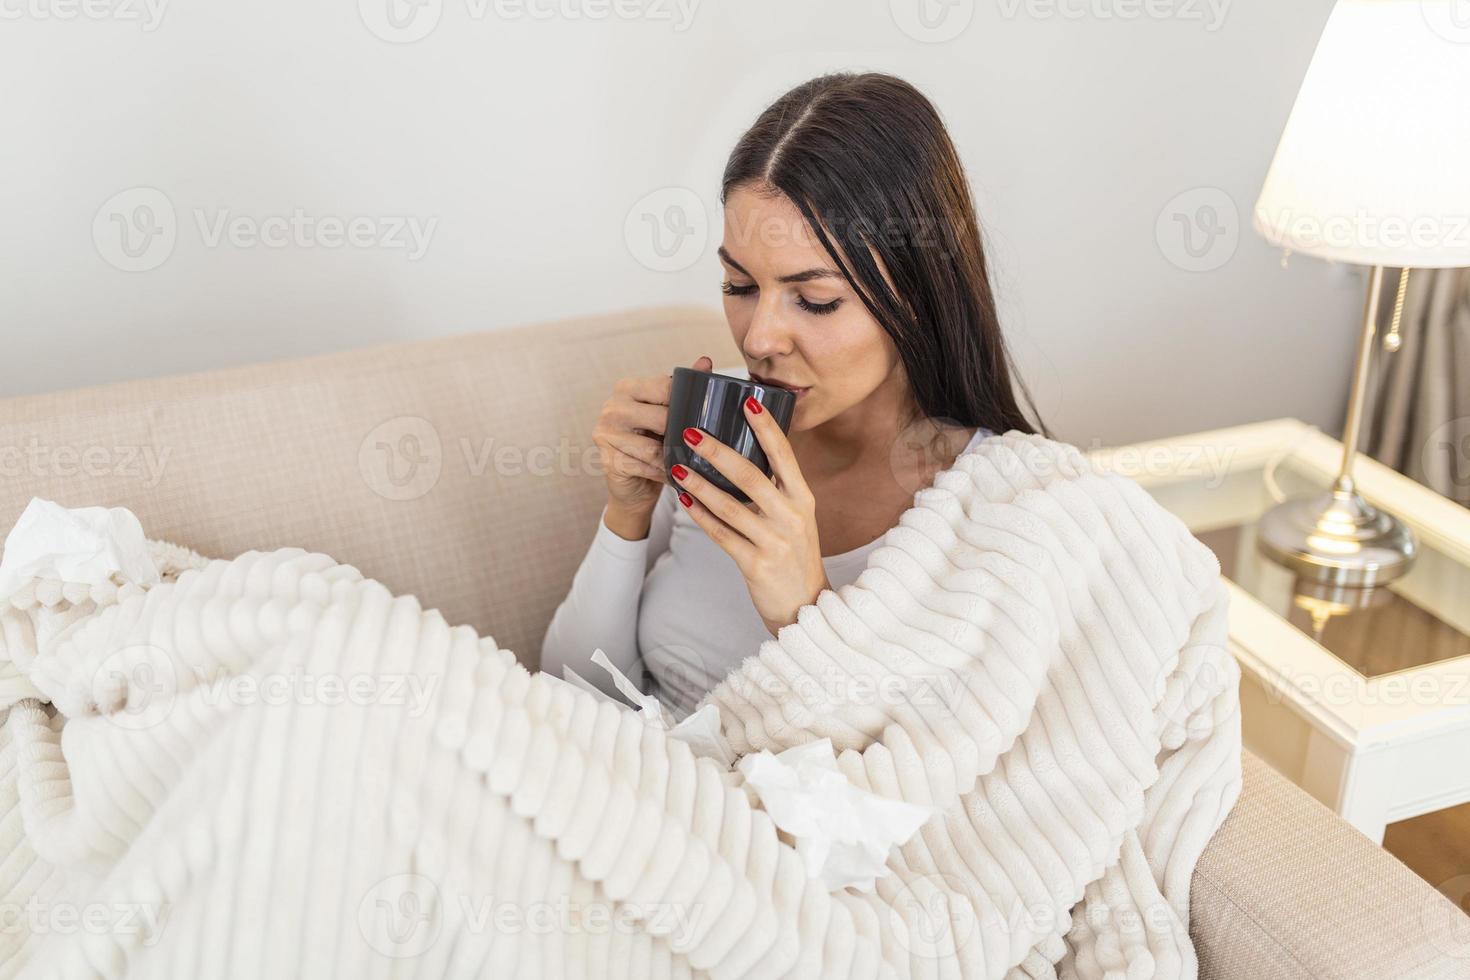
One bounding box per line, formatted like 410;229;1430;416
1088;418;1470;843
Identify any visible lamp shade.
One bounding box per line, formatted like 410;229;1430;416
1253;0;1470;268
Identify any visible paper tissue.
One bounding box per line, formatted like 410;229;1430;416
560;648;735;768
0;497;160;602
561;650;934;893
737;738;935;893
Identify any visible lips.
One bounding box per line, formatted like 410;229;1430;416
750;372;810;396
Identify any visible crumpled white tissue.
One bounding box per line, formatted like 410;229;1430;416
560;648;735;768
737;738;935;893
0;497;160;602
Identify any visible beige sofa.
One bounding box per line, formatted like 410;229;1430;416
3;305;1467;979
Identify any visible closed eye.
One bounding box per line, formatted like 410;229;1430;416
722;280;841;316
796;295;842;316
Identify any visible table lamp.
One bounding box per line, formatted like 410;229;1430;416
1252;0;1470;587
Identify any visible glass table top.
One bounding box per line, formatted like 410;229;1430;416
1142;455;1470;679
1195;522;1469;677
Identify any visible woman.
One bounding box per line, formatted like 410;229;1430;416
540;71;1046;717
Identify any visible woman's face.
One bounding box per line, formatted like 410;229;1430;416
719;184;905;433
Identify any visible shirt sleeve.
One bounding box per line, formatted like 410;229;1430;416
538;484;678;702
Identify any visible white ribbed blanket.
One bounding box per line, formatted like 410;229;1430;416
0;432;1240;979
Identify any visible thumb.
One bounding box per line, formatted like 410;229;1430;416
692;355;713;372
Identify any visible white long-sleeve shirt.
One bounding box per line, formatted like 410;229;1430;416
539;423;993;718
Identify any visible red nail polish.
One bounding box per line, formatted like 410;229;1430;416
683;427;702;446
678;491;693;507
745;395;762;415
671;464;688;480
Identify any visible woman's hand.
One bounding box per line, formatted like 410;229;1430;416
593;355;713;539
670;395;831;635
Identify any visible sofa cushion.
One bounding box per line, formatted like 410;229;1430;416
1194;750;1470;979
0;305;739;664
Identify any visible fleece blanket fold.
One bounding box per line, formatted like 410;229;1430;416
0;431;1240;979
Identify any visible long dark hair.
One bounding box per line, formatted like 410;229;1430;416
721;71;1048;439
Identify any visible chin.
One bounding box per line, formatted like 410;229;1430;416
784;399;822;432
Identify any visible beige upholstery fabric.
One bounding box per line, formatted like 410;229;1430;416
0;305;740;664
1195;752;1470;979
3;305;1467;978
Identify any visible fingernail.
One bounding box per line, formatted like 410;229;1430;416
671;464;688;481
745;395;762;415
683;427;702;446
678;491;693;507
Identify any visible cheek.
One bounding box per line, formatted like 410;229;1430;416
808;315;893;393
779;317;890;426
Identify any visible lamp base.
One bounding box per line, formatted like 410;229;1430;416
1257;488;1417;587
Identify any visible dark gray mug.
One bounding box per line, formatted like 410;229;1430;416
664;367;797;504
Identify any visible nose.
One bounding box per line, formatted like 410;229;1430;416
741;296;794;361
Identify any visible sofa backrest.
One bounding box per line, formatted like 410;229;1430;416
0;305;741;667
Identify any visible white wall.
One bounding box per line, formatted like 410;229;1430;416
0;0;1364;446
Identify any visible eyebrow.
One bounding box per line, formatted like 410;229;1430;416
718;246;843;284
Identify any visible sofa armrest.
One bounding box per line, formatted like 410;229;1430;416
1190;750;1470;979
